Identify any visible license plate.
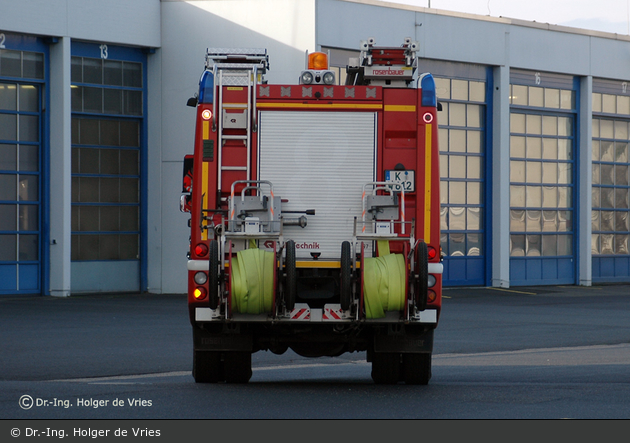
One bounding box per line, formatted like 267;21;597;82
385;170;415;193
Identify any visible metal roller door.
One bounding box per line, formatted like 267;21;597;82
258;111;376;259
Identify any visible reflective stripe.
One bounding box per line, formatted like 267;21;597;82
201;161;209;241
257;102;382;110
383;105;416;112
296;261;340;268
424;123;432;243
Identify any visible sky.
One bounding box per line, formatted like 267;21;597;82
380;0;630;35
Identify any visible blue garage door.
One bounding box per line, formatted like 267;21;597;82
431;61;490;286
70;42;147;292
591;79;630;282
509;70;577;285
0;33;46;294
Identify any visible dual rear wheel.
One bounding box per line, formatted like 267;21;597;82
193;350;252;384
371;352;432;385
414;240;429;311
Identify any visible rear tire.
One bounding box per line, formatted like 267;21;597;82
402;352;432;385
208;240;219;310
415;241;429;310
371;352;401;384
340;241;352;311
284;240;297;311
192;350;223;383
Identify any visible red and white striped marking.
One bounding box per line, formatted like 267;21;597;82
290;307;310;320
323;307;343;320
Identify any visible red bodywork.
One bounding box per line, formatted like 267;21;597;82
186;82;442;322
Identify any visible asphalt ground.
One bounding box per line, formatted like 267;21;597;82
1;283;629;382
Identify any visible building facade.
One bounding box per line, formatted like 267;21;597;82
1;0;629;295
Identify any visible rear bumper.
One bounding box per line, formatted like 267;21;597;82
195;304;438;324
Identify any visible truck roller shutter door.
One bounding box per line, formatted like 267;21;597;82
258;111;376;259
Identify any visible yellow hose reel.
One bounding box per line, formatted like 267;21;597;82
363;240;406;319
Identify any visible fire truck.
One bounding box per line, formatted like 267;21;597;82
181;37;443;385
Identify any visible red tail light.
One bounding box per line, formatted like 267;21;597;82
427;246;437;260
195;243;208;257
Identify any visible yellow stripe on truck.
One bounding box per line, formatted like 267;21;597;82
424;123;432;243
383;105;416;112
200;119;211;240
201;161;209;241
256;102;382;110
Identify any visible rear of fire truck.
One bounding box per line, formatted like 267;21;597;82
180;38;443;385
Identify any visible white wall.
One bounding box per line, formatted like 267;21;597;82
157;0;317;293
316;0;630;76
48;37;72;297
0;0;160;48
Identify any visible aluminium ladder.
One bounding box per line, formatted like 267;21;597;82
205;48;269;198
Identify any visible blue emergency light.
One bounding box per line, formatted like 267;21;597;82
198;70;214;104
420;73;437;108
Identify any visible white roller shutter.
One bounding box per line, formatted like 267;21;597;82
258;111;376;259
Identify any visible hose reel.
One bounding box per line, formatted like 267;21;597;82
230;244;275;315
229;240;297;315
362;240;406;319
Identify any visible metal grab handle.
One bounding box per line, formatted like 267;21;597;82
229;180;275;224
231;180;274;201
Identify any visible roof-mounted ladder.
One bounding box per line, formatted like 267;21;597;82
205;48;269;197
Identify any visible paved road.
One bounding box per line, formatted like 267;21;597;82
1;284;629;419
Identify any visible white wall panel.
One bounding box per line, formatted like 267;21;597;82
0;0;160;47
158;0;318;292
159;161;192;294
315;0;630;78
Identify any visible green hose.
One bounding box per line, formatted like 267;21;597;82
231;245;275;314
363;241;406;319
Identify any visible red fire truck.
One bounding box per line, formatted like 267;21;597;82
181;37;443;384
